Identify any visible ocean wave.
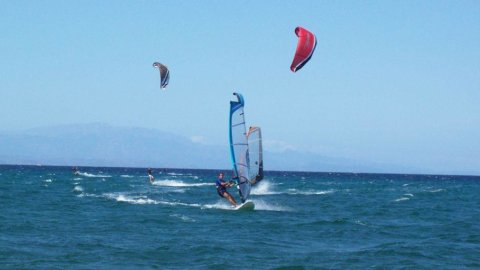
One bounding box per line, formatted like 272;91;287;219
167;172;187;176
73;185;104;199
161;201;202;208
102;193;202;208
202;199;292;212
202;202;236;210
170;214;196;222
153;180;213;187
83;193;101;198
251;181;280;195
394;197;410;202
120;175;134;178
286;189;334;195
116;195;157;205
355;220;369;226
254;200;293;212
104;193;158;205
78;172;112;178
251;181;333;196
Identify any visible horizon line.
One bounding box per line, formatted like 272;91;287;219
1;163;479;178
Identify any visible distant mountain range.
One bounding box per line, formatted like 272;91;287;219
0;123;409;173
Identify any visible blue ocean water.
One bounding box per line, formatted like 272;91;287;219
1;165;479;269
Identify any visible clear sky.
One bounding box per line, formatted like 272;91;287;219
1;1;479;175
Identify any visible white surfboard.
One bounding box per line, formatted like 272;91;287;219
234;201;255;211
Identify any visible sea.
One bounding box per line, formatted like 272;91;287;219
1;165;479;269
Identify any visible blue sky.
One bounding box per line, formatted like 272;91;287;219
1;1;479;174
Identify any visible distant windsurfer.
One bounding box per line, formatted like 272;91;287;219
147;168;155;184
215;172;237;207
72;166;80;175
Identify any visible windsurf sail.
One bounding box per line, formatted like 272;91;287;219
229;93;251;203
247;126;263;184
290;26;317;72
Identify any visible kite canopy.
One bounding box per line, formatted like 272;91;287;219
290;27;317;72
152;62;170;89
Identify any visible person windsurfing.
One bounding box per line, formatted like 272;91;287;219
147;168;155;184
72;166;80;175
215;172;237;207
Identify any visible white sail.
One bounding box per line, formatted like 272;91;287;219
247;126;263;184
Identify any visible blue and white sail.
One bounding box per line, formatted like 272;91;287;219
229;93;251;203
229;93;264;203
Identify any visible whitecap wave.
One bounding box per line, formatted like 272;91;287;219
202;202;235;210
394;197;410;202
78;192;101;198
120;175;134;178
162;201;202;208
170;214;196;222
286;188;334;195
73;185;83;192
44;179;52;183
429;189;444;193
167;172;186;176
355;220;368;226
203;200;291;211
251;181;333;196
251;181;280;195
117;195;157;204
169;188;187;193
253;199;293;212
105;193;158;204
153;180;213;187
102;193;202;208
78;172;112;178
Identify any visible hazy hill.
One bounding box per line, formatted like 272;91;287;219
0;123;405;173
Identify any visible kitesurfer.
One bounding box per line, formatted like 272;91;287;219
147;168;155;184
215;172;237;207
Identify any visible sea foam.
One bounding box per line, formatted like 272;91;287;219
78;172;112;178
153;180;212;187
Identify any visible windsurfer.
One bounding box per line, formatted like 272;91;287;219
147;168;155;184
215;172;237;207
